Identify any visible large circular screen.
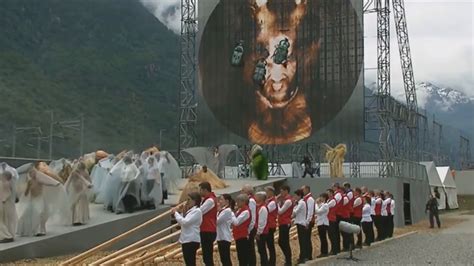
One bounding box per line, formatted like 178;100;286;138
199;0;363;145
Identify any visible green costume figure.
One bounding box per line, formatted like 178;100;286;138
250;145;268;180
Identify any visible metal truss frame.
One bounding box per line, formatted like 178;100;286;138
178;0;198;164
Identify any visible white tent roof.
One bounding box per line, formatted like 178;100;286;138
421;162;444;187
436;166;457;188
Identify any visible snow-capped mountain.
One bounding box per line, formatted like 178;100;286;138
412;82;473;112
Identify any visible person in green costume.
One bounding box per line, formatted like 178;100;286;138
250;145;269;180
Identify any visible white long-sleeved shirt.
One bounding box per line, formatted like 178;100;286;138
293;200;307;226
390;199;395;215
314;202;329;226
353;197;363;209
278;199;292;215
327;198;336;209
361;203;372;222
256;206;268;235
200;197;215;215
217;207;233;242
343;195;349;206
304;194;315;225
335;192;342;204
346;191;354;201
248;197;257;232
370;197;376;215
175;206;202;243
267;200;277;213
382;198;390;216
232;208;250;226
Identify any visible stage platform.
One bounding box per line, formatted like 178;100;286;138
0;204;171;263
0;177;287;263
165;177;288;205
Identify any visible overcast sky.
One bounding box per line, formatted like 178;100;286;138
140;0;473;97
364;0;474;98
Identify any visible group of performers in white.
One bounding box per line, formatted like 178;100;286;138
0;151;180;243
173;182;395;266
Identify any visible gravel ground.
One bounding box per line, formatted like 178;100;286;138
316;213;474;265
9;213;467;265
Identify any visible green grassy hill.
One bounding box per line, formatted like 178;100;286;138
0;0;180;158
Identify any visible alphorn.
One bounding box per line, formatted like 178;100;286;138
91;223;179;265
99;230;180;265
60;202;185;265
153;246;183;263
131;242;180;265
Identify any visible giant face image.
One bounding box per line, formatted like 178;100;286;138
199;0;362;145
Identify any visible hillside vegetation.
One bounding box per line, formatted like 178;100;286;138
0;0;180;158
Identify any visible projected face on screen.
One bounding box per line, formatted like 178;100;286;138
199;0;363;145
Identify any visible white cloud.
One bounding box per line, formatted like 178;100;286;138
364;0;474;100
139;0;181;34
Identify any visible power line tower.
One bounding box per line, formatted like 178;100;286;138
432;117;443;164
178;0;198;164
460;136;471;170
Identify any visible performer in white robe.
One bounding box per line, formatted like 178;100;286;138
101;159;125;212
157;151;181;195
0;172;17;243
17;169;60;237
65;168;92;226
115;157;141;214
91;155;114;204
146;156;163;207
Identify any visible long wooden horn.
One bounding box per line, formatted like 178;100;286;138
90;223;179;265
60;202;185;265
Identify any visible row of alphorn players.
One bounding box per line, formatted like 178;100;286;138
171;182;395;266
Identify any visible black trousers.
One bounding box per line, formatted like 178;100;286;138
317;225;329;255
248;228;257;266
302;168;314;178
182;242;200;266
256;234;269;266
429;211;441;228
328;221;340;254
361;221;374;245
296;224;308;261
266;228;276;266
351;216;363;246
387;215;394;237
200;232;216;266
381;216;388;240
306;222;314;259
278;224;292;264
218;240;232;266
338;216;351;250
235;238;250;266
373;215;383;241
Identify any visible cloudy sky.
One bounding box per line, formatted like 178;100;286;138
140;0;473;98
365;0;473;99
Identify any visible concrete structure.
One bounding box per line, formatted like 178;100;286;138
455;170;474;195
286;176;430;228
0;205;170;263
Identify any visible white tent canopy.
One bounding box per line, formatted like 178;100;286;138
436;166;459;209
421;162;446;210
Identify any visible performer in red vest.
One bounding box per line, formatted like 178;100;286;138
264;186;277;266
255;192;270;266
241;184;257;266
293;189;308;264
199;182;217;266
373;190;384;241
333;183;350;251
326;188;340;255
386;192;395;238
302;185;315;260
232;194;252;266
352;188;364;248
277;185;293;266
